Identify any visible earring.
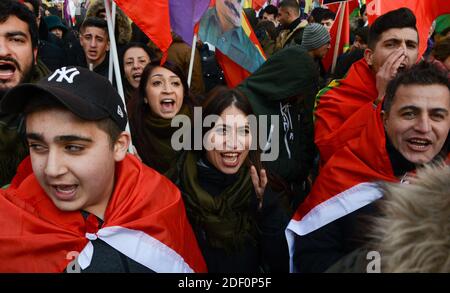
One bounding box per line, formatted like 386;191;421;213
144;99;148;104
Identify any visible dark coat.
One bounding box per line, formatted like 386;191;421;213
173;154;291;273
238;46;319;206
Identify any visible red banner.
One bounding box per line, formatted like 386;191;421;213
366;0;450;58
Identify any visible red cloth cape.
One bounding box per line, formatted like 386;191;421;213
0;155;207;273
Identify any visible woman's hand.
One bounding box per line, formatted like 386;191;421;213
250;166;268;208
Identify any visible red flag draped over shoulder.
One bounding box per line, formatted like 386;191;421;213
291;103;394;236
366;0;450;58
0;155;207;273
286;103;394;271
314;58;378;164
114;0;172;54
287;101;450;271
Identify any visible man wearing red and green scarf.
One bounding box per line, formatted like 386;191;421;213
314;8;420;165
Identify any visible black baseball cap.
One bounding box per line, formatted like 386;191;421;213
0;66;128;131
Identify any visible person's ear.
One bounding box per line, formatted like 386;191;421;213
364;48;374;66
106;41;110;52
113;131;131;162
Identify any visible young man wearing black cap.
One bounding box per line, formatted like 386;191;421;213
0;66;206;273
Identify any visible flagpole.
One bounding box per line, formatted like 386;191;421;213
187;33;198;88
108;1;117;83
104;0;134;152
331;1;345;74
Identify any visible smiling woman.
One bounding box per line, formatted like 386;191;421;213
170;87;292;273
127;60;198;174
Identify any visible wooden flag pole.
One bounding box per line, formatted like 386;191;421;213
331;1;346;74
104;0;134;152
187;33;198;88
108;1;117;83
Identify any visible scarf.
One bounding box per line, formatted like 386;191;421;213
178;151;257;251
0;155;206;273
140;104;190;174
314;58;378;164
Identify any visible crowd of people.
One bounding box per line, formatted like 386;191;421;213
0;0;449;273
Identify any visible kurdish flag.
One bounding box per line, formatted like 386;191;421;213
199;0;266;87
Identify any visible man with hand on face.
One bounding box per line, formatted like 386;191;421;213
0;0;41;187
314;8;420;165
198;0;265;73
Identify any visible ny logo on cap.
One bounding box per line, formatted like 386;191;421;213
117;105;124;118
48;67;80;84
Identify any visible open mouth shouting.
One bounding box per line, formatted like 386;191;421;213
160;98;177;113
397;62;408;72
132;72;142;83
220;151;242;168
0;60;18;82
51;184;78;201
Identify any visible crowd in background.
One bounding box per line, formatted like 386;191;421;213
0;0;449;273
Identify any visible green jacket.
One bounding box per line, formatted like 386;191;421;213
238;46;319;201
0;60;50;186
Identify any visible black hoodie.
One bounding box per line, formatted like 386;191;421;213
238;46;319;204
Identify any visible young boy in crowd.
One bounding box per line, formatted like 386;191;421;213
0;66;206;273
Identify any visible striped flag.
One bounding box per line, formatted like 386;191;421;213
199;0;266;87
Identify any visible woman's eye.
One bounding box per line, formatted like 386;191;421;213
243;127;250;135
215;126;227;135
